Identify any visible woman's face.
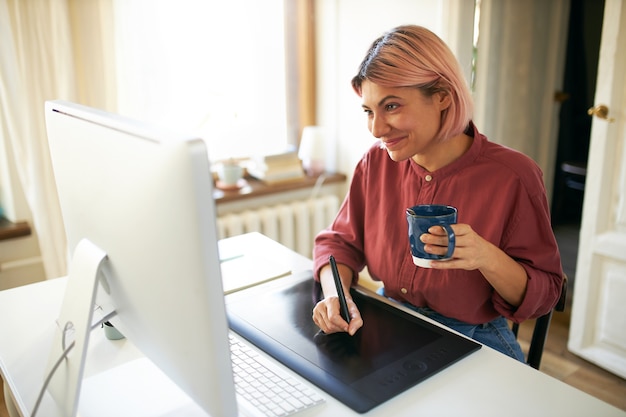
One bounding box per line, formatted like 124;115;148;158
360;80;450;163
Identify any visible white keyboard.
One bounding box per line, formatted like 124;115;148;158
230;335;326;417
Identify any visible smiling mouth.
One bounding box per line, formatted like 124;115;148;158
382;137;405;149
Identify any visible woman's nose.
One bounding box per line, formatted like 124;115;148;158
369;114;390;138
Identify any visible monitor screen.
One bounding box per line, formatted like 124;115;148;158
44;100;236;416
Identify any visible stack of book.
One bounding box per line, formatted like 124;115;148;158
247;151;305;185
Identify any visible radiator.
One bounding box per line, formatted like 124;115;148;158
217;195;340;257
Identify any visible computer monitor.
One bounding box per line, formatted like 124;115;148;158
43;100;237;416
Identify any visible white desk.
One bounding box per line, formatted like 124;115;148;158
1;233;624;417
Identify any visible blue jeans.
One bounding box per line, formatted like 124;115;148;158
377;288;526;362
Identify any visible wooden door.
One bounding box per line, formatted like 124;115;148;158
568;0;626;379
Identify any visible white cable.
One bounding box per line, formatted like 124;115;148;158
30;311;118;416
31;340;75;417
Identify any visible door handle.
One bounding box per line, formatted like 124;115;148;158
587;104;615;122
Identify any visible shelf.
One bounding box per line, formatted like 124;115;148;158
213;172;346;204
0;217;31;241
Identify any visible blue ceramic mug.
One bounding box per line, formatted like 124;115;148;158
406;204;457;268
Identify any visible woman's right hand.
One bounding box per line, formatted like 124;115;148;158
312;295;363;336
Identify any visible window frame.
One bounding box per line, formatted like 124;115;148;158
286;0;316;148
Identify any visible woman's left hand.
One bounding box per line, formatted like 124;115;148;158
421;223;528;306
421;223;490;271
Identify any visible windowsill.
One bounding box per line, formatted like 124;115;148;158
213;172;346;204
0;175;347;240
0;217;32;241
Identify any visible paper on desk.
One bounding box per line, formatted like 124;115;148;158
220;253;291;294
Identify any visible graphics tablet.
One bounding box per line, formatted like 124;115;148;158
225;270;481;413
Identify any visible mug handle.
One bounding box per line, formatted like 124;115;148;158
440;224;456;259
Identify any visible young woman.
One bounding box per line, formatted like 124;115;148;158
311;25;563;361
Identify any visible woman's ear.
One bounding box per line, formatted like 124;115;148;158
436;91;452;111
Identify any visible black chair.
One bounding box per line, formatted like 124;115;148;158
512;274;568;369
553;161;587;223
561;161;587;191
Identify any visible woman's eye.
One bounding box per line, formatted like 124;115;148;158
385;103;398;111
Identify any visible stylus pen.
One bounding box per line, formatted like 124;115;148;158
329;255;351;323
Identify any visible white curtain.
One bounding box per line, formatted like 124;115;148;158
0;0;115;279
473;0;571;200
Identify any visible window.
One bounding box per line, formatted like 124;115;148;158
112;0;296;161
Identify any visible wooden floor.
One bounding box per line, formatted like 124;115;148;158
1;225;625;415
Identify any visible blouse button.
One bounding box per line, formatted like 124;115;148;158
401;288;408;294
425;175;433;181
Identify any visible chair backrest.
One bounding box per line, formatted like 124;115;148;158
511;274;568;369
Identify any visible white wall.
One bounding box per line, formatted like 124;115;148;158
315;0;475;189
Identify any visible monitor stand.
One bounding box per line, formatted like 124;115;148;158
35;238;108;417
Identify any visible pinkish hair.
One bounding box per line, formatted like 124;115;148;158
352;25;473;141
